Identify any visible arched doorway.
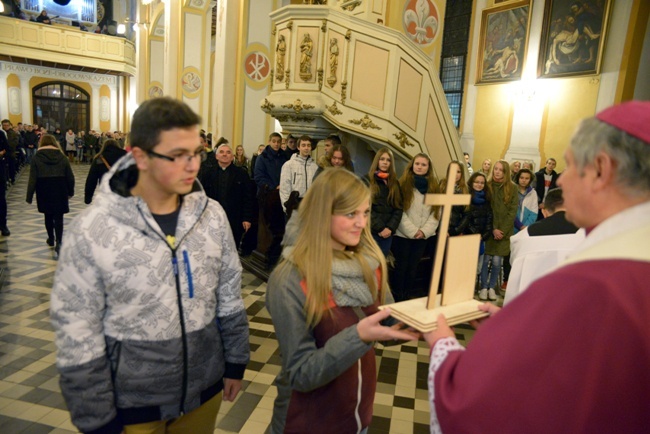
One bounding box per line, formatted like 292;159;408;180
33;82;90;133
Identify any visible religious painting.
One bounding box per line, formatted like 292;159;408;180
538;0;612;78
476;1;531;85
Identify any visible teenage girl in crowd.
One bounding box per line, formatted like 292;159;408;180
266;169;417;434
514;168;538;233
438;161;469;236
234;145;249;171
480;160;518;301
390;153;439;302
313;144;354;179
366;147;402;255
26;134;75;255
457;172;493;286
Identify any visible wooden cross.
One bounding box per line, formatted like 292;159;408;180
379;161;487;331
424;163;474;309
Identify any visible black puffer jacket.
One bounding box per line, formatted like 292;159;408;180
457;197;493;241
447;186;467;236
365;175;403;235
26;147;74;214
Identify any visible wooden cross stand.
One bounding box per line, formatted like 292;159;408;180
379;163;489;332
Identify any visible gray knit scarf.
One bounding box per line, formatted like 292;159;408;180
330;253;378;307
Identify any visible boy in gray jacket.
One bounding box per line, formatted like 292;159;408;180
51;98;249;434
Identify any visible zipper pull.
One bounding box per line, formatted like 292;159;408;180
182;250;194;299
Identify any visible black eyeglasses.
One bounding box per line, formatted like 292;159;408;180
147;149;207;164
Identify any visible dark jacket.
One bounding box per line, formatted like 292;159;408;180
254;145;288;194
447;186;467;236
24;131;39;149
528;211;579;236
534;169;559;204
84;145;127;204
198;163;254;242
26;147;74;214
365;175;403;235
457;195;493;241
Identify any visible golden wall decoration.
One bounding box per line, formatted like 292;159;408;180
281;99;315;114
327;38;339;87
299;33;314;81
393;131;415;148
261;98;275;111
326;101;343;115
349;114;381;130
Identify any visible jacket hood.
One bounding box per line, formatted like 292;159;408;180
94;153;208;236
35;147;67;165
289;153;312;163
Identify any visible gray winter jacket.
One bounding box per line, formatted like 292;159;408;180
51;154;250;434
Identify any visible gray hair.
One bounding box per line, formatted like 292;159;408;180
570;117;650;197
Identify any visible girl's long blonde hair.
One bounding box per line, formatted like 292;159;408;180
400;153;439;211
367;147;402;209
277;169;390;327
488;159;515;203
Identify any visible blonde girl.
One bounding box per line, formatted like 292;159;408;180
390;153;440;301
266;169;416;434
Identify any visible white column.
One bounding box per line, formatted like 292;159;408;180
163;0;182;97
211;0;240;140
110;85;118;132
0;69;9;120
91;84;101;131
18;74;32;124
459;0;487;159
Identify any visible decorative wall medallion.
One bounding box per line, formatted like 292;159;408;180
181;71;202;93
100;96;110;122
281;99;315;114
245;52;270;82
349;114;381;130
393;131;415;148
8;87;21;115
299;33;314;81
261;98;275;111
148;85;163;99
326;101;343;115
403;0;440;46
275;35;286;82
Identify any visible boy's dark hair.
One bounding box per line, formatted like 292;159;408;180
544;188;564;213
269;132;282;141
129;97;201;151
325;134;342;145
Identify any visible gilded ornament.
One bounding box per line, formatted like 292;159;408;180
261;98;275;111
326;102;343;116
327;38;339;87
321;20;327;33
393;131;414;148
299;33;314;81
349;114;381;130
276;35;286;82
285;69;291;89
287;20;293;31
345;30;352;41
318;68;324;90
341;80;348;104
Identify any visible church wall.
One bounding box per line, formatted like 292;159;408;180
464;0;643;173
0;63;119;132
385;0;447;68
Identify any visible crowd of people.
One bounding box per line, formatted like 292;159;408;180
4;97;647;433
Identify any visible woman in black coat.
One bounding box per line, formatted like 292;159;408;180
84;139;126;204
26;135;75;254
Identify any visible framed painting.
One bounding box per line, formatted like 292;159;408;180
538;0;612;78
476;1;532;84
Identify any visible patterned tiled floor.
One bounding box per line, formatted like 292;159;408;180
0;163;477;433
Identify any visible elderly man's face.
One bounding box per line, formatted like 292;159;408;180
558;150;594;228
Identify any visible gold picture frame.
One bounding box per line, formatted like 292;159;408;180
476;0;532;85
537;0;612;78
